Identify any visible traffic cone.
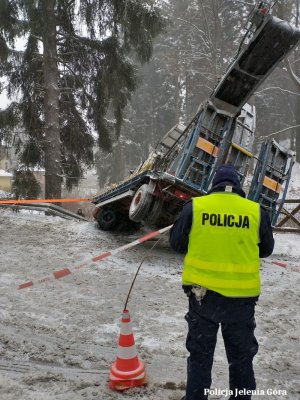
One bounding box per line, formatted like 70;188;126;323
109;309;147;391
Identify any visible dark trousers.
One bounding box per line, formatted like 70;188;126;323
185;291;258;400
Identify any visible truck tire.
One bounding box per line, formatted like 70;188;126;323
97;208;118;231
145;198;164;227
129;184;153;223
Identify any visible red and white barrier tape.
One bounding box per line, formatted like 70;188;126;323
18;225;173;290
18;224;299;290
263;260;300;273
271;261;287;268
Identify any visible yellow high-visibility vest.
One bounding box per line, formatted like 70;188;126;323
182;193;261;297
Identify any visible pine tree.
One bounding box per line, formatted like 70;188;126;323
0;0;166;197
12;169;41;200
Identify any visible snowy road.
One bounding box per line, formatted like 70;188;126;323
0;209;299;399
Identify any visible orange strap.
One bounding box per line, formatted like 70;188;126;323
263;176;282;193
196;137;219;157
0;198;91;204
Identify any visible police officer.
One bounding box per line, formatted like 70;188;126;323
169;164;274;400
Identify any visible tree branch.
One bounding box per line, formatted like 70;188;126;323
258;124;300;142
254;86;300;97
284;58;300;88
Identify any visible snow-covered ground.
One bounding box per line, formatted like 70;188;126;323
0;189;12;198
0;209;299;400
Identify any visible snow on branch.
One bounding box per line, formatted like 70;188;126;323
285;58;300;88
255;86;300;97
258;124;300;143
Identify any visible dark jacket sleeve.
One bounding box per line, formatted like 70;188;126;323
258;207;275;258
169;201;193;254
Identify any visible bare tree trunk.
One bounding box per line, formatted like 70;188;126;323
112;140;126;182
295;0;300;162
42;0;61;199
295;69;300;162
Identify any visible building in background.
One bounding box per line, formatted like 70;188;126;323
0;144;13;192
0;169;13;192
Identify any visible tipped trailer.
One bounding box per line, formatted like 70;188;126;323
92;2;300;231
92;105;256;230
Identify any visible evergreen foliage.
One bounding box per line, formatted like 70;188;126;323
0;0;166;197
12;168;41;200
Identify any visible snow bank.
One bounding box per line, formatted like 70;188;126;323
0;169;12;176
273;232;300;257
0;189;13;198
0;209;299;400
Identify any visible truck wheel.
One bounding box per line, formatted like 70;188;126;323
97;208;118;231
145;198;164;227
129;184;153;222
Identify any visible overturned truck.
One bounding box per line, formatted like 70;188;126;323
92;2;300;231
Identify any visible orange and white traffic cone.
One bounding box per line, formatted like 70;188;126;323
109;309;147;391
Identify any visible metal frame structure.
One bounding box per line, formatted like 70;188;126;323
248;140;295;225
